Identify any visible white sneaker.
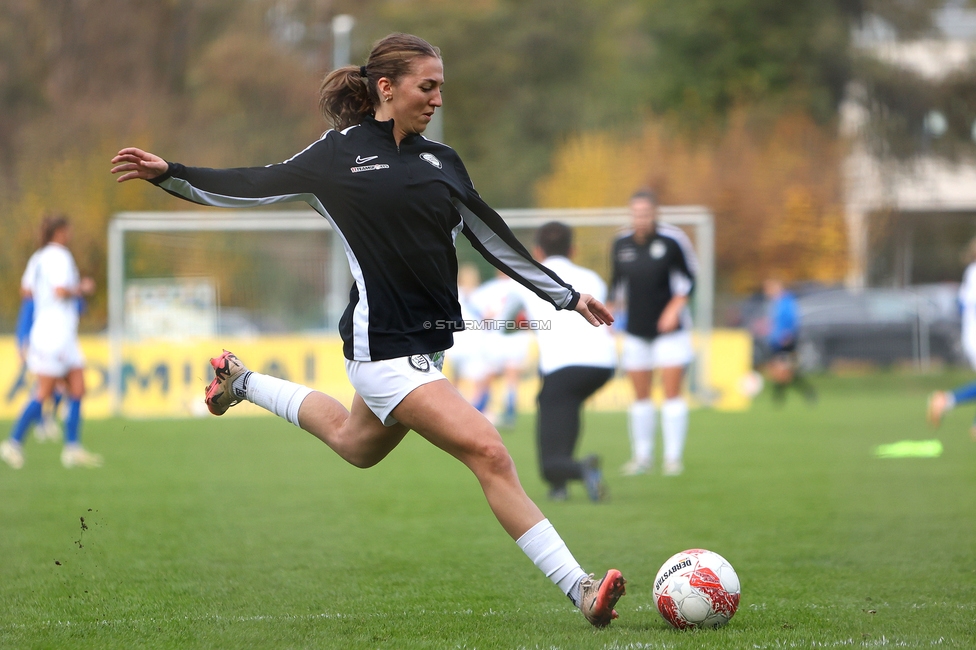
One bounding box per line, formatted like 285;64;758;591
620;459;650;476
0;440;24;469
663;460;684;476
61;445;103;469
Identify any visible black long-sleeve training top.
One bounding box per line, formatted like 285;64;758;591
609;223;698;340
149;115;580;361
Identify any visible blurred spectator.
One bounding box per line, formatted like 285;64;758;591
763;278;816;405
928;236;976;437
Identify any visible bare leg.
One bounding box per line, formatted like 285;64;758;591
660;365;683;400
297;392;409;469
628;369;653;401
64;367;86;400
391;378;543;540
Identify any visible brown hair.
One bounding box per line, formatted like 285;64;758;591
319;33;441;130
535;221;573;258
41;214;69;246
630;188;658;205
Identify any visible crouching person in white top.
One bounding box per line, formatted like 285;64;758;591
507;222;617;502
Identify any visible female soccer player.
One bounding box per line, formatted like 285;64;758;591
928;236;976;437
111;32;625;627
611;190;698;477
1;216;101;469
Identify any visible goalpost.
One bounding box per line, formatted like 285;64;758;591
107;206;715;414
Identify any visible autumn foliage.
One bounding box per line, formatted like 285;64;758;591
536;111;848;292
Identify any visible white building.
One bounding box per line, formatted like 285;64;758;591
843;3;976;287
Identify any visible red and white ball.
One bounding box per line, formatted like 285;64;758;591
653;549;740;629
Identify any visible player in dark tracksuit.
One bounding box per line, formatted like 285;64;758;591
111;32;626;628
610;190;697;477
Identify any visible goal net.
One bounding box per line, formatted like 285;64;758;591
107;207;715;415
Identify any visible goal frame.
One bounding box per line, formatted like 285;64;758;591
107;206;715;414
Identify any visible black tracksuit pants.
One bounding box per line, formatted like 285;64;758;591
536;365;614;490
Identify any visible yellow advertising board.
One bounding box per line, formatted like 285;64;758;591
0;330;753;420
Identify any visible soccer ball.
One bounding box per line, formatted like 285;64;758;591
653;549;740;629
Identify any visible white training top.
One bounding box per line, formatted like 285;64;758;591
20;249;41;293
469;275;521;322
510;256;617;375
24;243;80;346
960;262;976;340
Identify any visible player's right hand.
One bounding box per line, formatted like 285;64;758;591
111;148;168;182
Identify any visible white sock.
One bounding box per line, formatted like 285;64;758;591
516;519;588;605
661;397;688;464
628;399;655;465
232;372;313;427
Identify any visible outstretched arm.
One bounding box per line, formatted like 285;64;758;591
111;148;169;182
111;136;334;209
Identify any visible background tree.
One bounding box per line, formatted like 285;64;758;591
0;0;966;330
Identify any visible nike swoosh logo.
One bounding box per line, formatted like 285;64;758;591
355;155;378;164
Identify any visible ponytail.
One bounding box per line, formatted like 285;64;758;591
319;66;373;130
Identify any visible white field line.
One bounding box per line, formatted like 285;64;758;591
0;606;571;632
1;605;972;649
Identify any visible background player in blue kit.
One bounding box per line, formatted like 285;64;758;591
763;277;816;405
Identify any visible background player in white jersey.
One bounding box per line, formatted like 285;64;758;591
506;222;617;501
928;236;976;437
449;263;490;401
611;190;698;477
1;216;101;470
468;269;532;428
13;249;71;442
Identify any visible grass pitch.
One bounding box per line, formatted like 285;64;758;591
1;372;975;649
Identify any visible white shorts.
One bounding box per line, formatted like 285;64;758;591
345;352;447;426
27;336;85;377
621;330;694;371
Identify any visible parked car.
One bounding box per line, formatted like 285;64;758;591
796;284;963;371
730;284;964;372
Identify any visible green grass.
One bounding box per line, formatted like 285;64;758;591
1;371;975;648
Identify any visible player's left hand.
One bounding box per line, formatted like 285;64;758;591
575;293;614;327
